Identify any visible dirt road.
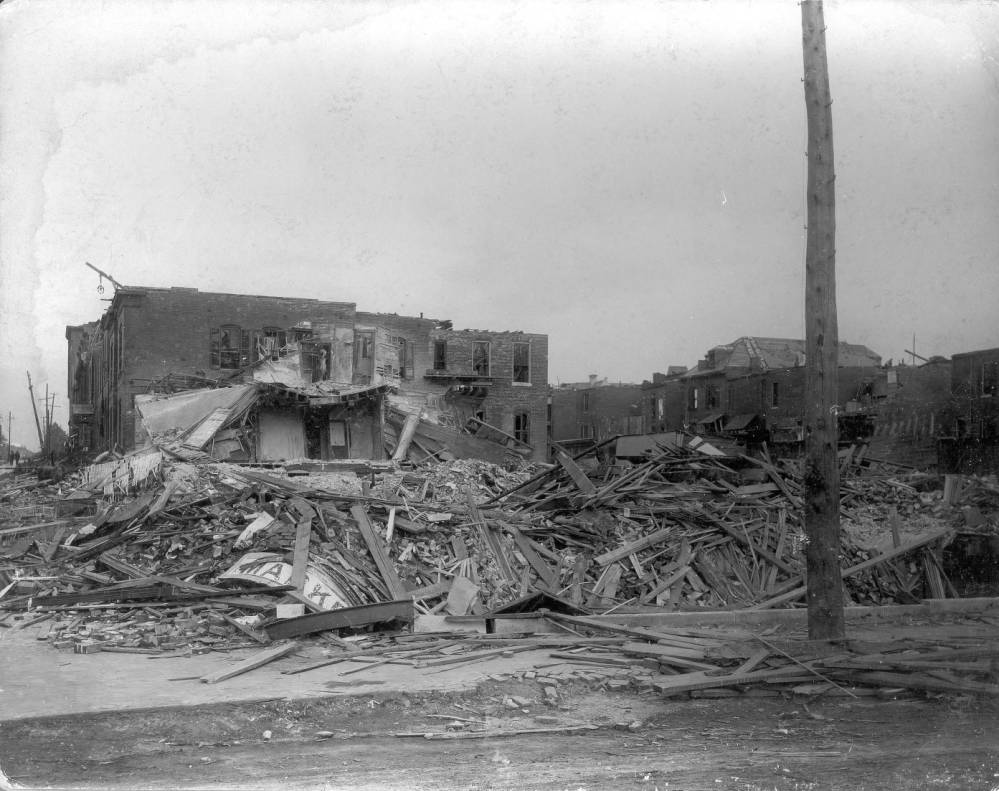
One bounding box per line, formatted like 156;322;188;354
3;683;997;790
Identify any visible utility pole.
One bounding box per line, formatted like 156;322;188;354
43;383;51;458
26;372;45;453
6;412;11;462
801;0;845;640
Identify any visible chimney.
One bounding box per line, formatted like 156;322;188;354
588;374;598;385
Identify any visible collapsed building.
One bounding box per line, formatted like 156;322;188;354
65;287;549;464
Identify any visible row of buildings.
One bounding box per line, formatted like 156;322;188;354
65;285;998;472
551;340;999;473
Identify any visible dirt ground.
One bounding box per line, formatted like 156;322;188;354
3;679;998;791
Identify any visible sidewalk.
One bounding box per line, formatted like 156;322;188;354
3;598;997;723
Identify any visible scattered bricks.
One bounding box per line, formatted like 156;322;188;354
544;686;558;701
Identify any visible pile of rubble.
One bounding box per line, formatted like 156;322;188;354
2;440;997;696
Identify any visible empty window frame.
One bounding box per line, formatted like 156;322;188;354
706;385;720;409
259;327;287;361
983;362;998;397
433;340;447;371
689;386;699;411
472;341;491;376
578;423;593;439
772;381;780;408
387;335;414;379
211;325;250;369
514;412;530;444
513;341;530;383
581;391;590;411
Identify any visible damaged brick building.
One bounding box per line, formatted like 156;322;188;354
66;286;548;463
640;336;883;448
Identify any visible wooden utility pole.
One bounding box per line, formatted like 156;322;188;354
801;0;845;640
26;372;45;453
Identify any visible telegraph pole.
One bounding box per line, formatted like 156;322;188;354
26;372;45;453
43;383;51;458
801;0;845;640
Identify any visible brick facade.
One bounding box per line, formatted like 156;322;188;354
550;383;645;443
68;288;549;461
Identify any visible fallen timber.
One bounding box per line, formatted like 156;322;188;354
2;440;997;698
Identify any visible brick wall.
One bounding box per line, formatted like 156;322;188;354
82;288;353;451
77;290;549;459
550;384;644;442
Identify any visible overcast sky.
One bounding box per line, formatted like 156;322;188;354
1;0;997;450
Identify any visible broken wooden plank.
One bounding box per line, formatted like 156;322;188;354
199;641;299;683
392;413;421;461
465;491;517;583
594;527;672;567
405;579;452;601
289;518;312;592
404;724;599;740
501;521;558;590
350;505;407;599
554;449;597;495
262;599;414;640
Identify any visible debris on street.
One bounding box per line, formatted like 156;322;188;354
2;437;998;699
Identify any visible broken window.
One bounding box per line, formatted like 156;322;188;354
581;391;590;411
391;336;414;379
706;385;720;409
258;327;287;361
772;381;780;408
513;342;530;383
983;362;998;396
514;412;530;444
656;397;664;420
472;341;490;376
689;387;699;411
301;342;332;382
433;340;447;371
211;325;250;370
760;380;768;410
578;422;593;439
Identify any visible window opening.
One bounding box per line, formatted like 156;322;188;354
433;340;447;371
514;413;530;444
513;342;530;383
472;341;490;376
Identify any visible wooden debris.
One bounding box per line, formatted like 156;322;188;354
199;641;299;683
